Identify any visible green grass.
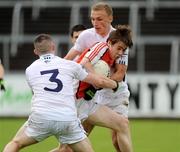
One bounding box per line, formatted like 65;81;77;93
0;118;180;152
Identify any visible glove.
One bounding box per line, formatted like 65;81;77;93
0;78;6;91
84;85;97;101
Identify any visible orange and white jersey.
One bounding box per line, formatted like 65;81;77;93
85;42;114;67
76;42;115;99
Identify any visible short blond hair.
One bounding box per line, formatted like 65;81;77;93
91;2;113;16
34;34;53;53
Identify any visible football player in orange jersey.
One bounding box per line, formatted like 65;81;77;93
52;24;133;152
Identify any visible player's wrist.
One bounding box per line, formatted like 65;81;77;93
112;80;119;92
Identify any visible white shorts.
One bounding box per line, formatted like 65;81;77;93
25;114;86;144
76;97;100;122
95;88;130;117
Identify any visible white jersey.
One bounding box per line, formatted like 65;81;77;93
26;54;88;121
73;26;115;53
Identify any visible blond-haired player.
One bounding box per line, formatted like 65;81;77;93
62;2;133;152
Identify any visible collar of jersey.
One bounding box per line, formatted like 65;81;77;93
40;53;55;63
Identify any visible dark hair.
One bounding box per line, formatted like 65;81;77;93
70;24;87;37
107;25;133;48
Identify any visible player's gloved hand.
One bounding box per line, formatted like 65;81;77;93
84;85;97;101
0;78;6;91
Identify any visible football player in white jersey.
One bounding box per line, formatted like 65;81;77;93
70;24;86;45
3;34;119;152
64;2;114;61
69;24;87;62
0;59;6;91
62;2;133;152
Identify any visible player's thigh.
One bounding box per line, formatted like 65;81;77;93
86;105;128;131
13;121;28;138
107;101;129;118
58;120;87;145
69;137;94;152
12;122;38;147
76;98;99;121
82;120;95;135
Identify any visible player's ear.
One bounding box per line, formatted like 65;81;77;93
108;15;113;23
51;42;56;51
34;49;38;55
107;40;112;46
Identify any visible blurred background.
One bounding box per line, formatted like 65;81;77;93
0;0;180;151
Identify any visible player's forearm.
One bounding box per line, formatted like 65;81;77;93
84;73;117;89
110;64;127;82
80;58;95;73
110;71;125;82
64;48;80;60
94;75;117;89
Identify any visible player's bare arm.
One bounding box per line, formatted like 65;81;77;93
110;63;127;81
83;72;117;90
80;57;96;73
64;48;81;60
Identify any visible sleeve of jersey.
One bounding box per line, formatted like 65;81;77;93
73;32;88;53
75;63;88;81
85;42;108;65
25;68;32;89
116;48;129;66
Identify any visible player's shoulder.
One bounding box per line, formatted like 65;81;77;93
60;58;80;68
80;28;96;37
90;41;108;52
25;59;42;75
26;59;39;71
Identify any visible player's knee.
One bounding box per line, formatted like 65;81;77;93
117;116;129;131
3;140;23;152
12;139;24;149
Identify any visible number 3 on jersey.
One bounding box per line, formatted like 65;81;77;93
40;69;63;92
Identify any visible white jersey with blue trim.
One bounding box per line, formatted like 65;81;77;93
25;54;88;121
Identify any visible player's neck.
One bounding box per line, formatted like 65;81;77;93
98;26;111;37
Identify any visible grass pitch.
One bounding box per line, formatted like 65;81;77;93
0;118;180;152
